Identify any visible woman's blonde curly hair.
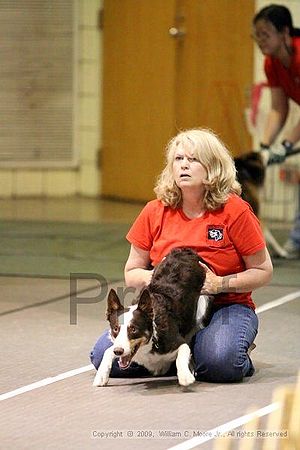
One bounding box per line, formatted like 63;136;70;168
154;128;241;211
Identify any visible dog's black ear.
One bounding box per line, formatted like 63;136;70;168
106;289;124;320
235;152;265;186
137;288;153;317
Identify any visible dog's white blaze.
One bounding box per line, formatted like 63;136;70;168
93;305;139;386
113;305;137;354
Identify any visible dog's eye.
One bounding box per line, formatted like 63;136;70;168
112;325;119;334
129;325;137;334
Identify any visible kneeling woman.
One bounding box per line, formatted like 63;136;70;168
90;128;273;382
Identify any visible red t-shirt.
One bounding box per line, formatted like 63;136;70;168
264;36;300;104
126;195;266;310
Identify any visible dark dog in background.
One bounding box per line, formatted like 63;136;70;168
234;151;288;258
234;151;265;217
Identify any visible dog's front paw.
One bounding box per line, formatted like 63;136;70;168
178;369;195;387
93;368;110;387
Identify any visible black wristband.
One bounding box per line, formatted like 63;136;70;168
260;142;270;150
281;140;294;151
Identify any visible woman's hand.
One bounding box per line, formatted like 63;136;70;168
200;248;273;294
199;263;223;295
143;268;154;286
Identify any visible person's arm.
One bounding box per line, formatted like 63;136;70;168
201;247;273;294
124;244;153;290
283;118;300;146
261;87;289;146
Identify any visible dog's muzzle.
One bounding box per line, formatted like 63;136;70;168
113;347;124;356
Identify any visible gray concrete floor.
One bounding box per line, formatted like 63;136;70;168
0;198;299;450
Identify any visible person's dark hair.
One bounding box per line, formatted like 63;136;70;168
253;4;300;37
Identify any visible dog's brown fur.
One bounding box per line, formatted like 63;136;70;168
234;151;266;216
145;247;208;354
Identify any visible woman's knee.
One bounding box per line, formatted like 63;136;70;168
193;339;255;383
90;330;112;370
193;305;257;383
194;349;244;382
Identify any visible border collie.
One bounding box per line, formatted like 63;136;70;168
93;247;212;387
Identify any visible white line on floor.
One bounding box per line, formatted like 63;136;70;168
1;289;300;403
167;402;280;450
0;365;93;401
256;290;300;314
166;289;300;450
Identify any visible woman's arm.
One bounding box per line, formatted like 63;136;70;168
201;247;273;294
124;244;153;290
284;117;300;146
262;87;288;146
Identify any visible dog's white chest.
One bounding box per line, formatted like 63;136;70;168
133;342;177;376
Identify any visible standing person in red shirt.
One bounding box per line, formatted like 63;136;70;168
90;128;273;382
252;4;300;258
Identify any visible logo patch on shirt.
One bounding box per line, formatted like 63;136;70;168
207;226;224;242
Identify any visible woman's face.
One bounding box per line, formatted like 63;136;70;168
252;19;286;56
172;145;207;192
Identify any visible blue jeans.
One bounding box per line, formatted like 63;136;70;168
90;303;258;383
289;212;300;247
